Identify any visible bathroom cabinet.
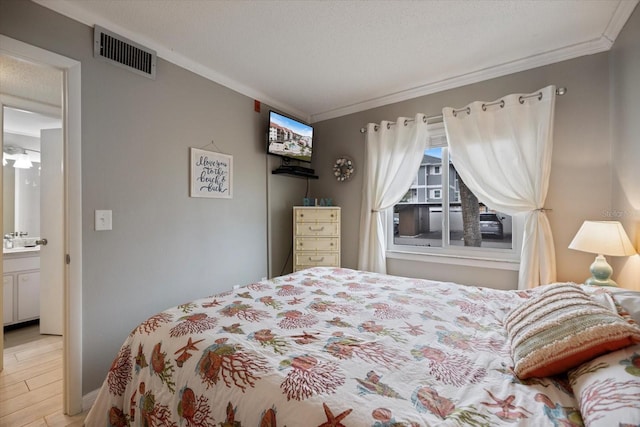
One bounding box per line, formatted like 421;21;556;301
3;248;40;326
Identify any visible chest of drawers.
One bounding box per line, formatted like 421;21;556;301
293;206;341;272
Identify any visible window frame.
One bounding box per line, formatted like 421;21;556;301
428;188;442;199
386;122;522;271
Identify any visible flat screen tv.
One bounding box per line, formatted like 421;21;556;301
268;111;313;163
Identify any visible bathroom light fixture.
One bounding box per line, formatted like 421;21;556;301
13;153;33;169
3;145;35;169
568;220;636;286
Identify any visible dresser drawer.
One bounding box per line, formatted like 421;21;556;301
295;252;340;267
295;222;340;236
293;206;341;272
295;208;339;223
295;237;339;251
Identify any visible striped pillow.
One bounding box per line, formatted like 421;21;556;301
504;283;640;379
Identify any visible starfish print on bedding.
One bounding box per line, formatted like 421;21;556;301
288;297;304;305
402;322;425;336
318;402;352;427
481;389;532;421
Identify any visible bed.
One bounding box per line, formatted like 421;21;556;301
85;267;640;426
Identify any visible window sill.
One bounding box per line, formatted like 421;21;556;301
386;250;520;271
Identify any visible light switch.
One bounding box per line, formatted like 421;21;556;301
95;210;113;231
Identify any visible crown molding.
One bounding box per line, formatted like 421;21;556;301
33;0;637;125
310;35;614;123
603;0;640;43
31;0;310;122
310;0;638;123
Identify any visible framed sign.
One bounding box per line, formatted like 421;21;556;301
190;147;233;198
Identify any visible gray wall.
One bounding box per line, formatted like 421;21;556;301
267;154;309;277
313;53;612;289
611;4;640;291
0;0;305;392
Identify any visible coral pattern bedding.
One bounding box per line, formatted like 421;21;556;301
85;267;640;426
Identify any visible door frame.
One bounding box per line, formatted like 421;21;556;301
0;35;83;415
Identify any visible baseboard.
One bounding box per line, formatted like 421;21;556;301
82;388;100;412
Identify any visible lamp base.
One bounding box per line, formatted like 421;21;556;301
585;254;617;287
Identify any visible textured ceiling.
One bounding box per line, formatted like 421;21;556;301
34;0;638;122
0;54;62;107
0;55;62;151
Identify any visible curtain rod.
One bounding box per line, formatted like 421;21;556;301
359;87;567;133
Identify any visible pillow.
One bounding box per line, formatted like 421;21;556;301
504;283;640;379
583;285;640;326
568;343;640;427
609;289;640;326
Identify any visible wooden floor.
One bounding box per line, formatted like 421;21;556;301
1;324;88;427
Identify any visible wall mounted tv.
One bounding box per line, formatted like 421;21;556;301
268;111;313;163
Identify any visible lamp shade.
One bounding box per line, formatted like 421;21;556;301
568;221;636;256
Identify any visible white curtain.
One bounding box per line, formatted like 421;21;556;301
358;114;429;273
442;85;557;289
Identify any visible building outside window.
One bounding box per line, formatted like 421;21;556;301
390;142;516;260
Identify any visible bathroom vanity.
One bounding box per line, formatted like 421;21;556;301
3;246;40;326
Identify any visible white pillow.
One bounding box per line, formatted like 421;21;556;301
611;290;640;325
584;286;640;325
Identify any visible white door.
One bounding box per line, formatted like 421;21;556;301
39;128;64;335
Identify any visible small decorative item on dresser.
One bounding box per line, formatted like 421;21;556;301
333;157;354;182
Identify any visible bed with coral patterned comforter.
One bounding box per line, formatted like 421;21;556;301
85;267;640;426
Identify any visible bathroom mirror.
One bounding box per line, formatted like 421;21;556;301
3;106;61;238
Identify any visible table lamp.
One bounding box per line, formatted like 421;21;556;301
568;220;636;286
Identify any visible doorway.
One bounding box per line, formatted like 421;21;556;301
3;105;64;336
0;35;83;415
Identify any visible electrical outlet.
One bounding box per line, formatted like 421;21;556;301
261;277;267;281
233;284;240;290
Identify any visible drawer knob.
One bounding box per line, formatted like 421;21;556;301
309;226;325;232
308;256;325;262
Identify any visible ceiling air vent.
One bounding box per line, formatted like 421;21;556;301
94;26;156;79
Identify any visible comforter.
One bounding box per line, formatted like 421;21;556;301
84;267;640;426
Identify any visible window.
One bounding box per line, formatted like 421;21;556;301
388;124;520;267
429;189;441;199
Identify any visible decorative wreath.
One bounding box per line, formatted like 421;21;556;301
333;157;354;182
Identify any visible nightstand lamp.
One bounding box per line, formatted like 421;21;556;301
568;220;636;287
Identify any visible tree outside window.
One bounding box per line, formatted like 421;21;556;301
393;146;512;250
